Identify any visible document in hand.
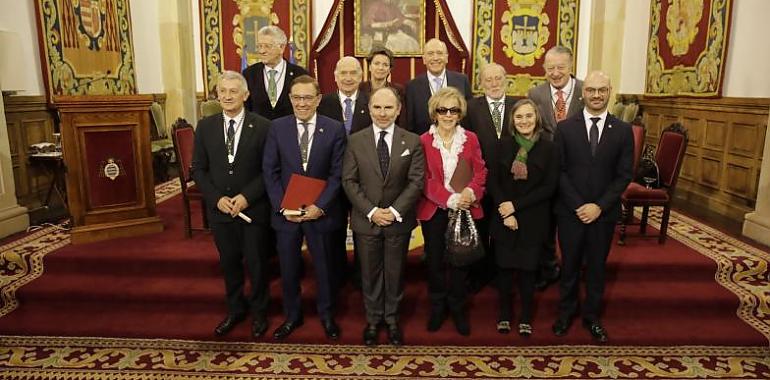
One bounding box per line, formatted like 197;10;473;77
449;158;472;193
280;173;327;214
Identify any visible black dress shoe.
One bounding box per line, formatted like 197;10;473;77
451;310;470;336
252;317;268;338
583;320;609;343
387;324;403;346
273;319;303;340
322;319;340;340
214;314;246;336
552;317;573;337
427;308;447;332
363;324;379;346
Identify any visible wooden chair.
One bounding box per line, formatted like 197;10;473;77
630;120;646;177
619;123;688;245
171;118;208;238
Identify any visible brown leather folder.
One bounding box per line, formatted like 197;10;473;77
449;158;472;193
280;173;327;211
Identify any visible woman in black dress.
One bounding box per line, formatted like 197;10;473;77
489;98;559;336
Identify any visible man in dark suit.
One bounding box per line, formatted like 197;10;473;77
263;75;347;340
342;87;424;346
552;71;633;343
405;38;472;135
318;56;372;291
191;70;272;339
243;25;309;120
528;46;585;291
463;62;515;293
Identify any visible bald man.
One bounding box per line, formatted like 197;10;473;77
552;71;633;343
405;38;471;135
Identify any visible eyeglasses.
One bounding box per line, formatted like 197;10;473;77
255;43;280;50
584;87;610;96
436;107;461;116
290;94;318;103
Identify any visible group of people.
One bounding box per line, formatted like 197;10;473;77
191;25;634;347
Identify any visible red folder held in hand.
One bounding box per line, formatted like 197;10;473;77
449;158;472;193
281;173;326;212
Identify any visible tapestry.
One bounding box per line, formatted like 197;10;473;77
199;0;311;97
645;0;733;97
471;0;579;97
311;0;468;94
35;0;137;98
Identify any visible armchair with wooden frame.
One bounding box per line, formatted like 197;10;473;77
171;118;209;238
618;123;688;245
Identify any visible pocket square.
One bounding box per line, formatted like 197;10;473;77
400;149;410;157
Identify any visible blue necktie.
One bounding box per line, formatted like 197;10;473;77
343;97;353;134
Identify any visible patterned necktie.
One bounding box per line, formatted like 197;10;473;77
589;117;600;156
226;119;235;156
299;122;309;167
491;101;502;137
268;69;278;107
432;77;443;93
377;130;389;177
343;97;353;134
555;90;567;122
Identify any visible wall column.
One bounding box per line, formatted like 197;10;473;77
159;0;198;125
0;94;29;237
743;107;770;246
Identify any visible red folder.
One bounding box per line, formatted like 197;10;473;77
280;173;327;211
449;158;472;193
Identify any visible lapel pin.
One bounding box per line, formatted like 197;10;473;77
607;123;612;129
248;124;253;128
319;128;324;133
401;140;405;145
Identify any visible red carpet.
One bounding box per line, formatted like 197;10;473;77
0;192;767;348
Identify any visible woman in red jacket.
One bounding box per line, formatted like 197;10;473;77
416;87;487;336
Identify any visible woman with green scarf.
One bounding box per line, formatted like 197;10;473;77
488;99;559;337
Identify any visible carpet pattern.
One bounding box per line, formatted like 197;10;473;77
638;208;770;342
0;180;181;318
1;336;768;379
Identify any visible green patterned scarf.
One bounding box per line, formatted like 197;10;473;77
511;132;539;180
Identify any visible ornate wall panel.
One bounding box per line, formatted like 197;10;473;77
35;0;137;99
645;0;733;97
471;0;579;96
199;0;310;97
637;96;769;222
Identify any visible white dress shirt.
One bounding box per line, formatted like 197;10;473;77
486;95;506;137
427;69;447;95
366;123;403;222
582;109;609;143
550;77;576;114
223;108;245;162
337;90;358;121
263;59;287;102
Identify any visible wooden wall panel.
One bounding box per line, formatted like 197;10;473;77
635;95;769;223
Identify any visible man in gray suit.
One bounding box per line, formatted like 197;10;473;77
528;46;585;291
342;87;425;346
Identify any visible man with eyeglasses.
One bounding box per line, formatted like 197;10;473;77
527;46;585;293
243;25;309;120
263;75;347;341
191;70;273;340
405;38;471;135
552;71;633;343
462;62;517;294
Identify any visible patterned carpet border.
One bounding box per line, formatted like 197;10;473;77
1;335;769;379
640;209;770;344
0;180;181;318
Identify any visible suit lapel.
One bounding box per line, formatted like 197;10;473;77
502;96;515;138
363;127;385;181
305;116;326;173
234;114;255;164
255;64;270;104
210;114;229;165
568;79;583;117
278;64;299;108
283;117;303;172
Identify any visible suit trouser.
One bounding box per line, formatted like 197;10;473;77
468;197;497;287
496;268;536;323
421;209;470;313
356;232;410;325
556;217;615;322
276;226;336;323
211;221;269;318
538;208;561;279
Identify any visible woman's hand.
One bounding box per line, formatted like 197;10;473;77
498;201;515;218
503;214;519;230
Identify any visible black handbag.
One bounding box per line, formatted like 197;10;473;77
445;209;485;267
635;145;660;188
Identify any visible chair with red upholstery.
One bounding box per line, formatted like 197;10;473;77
171;118;208;238
618;123;688;245
630;120;646;177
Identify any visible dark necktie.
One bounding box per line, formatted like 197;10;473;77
226;119;235;156
589;117;600;156
299;122;309;167
343;97;353;134
377;130;389;177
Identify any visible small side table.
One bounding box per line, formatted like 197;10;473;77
29;152;67;212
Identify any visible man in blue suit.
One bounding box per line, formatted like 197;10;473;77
263;75;347;340
552;71;633;343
